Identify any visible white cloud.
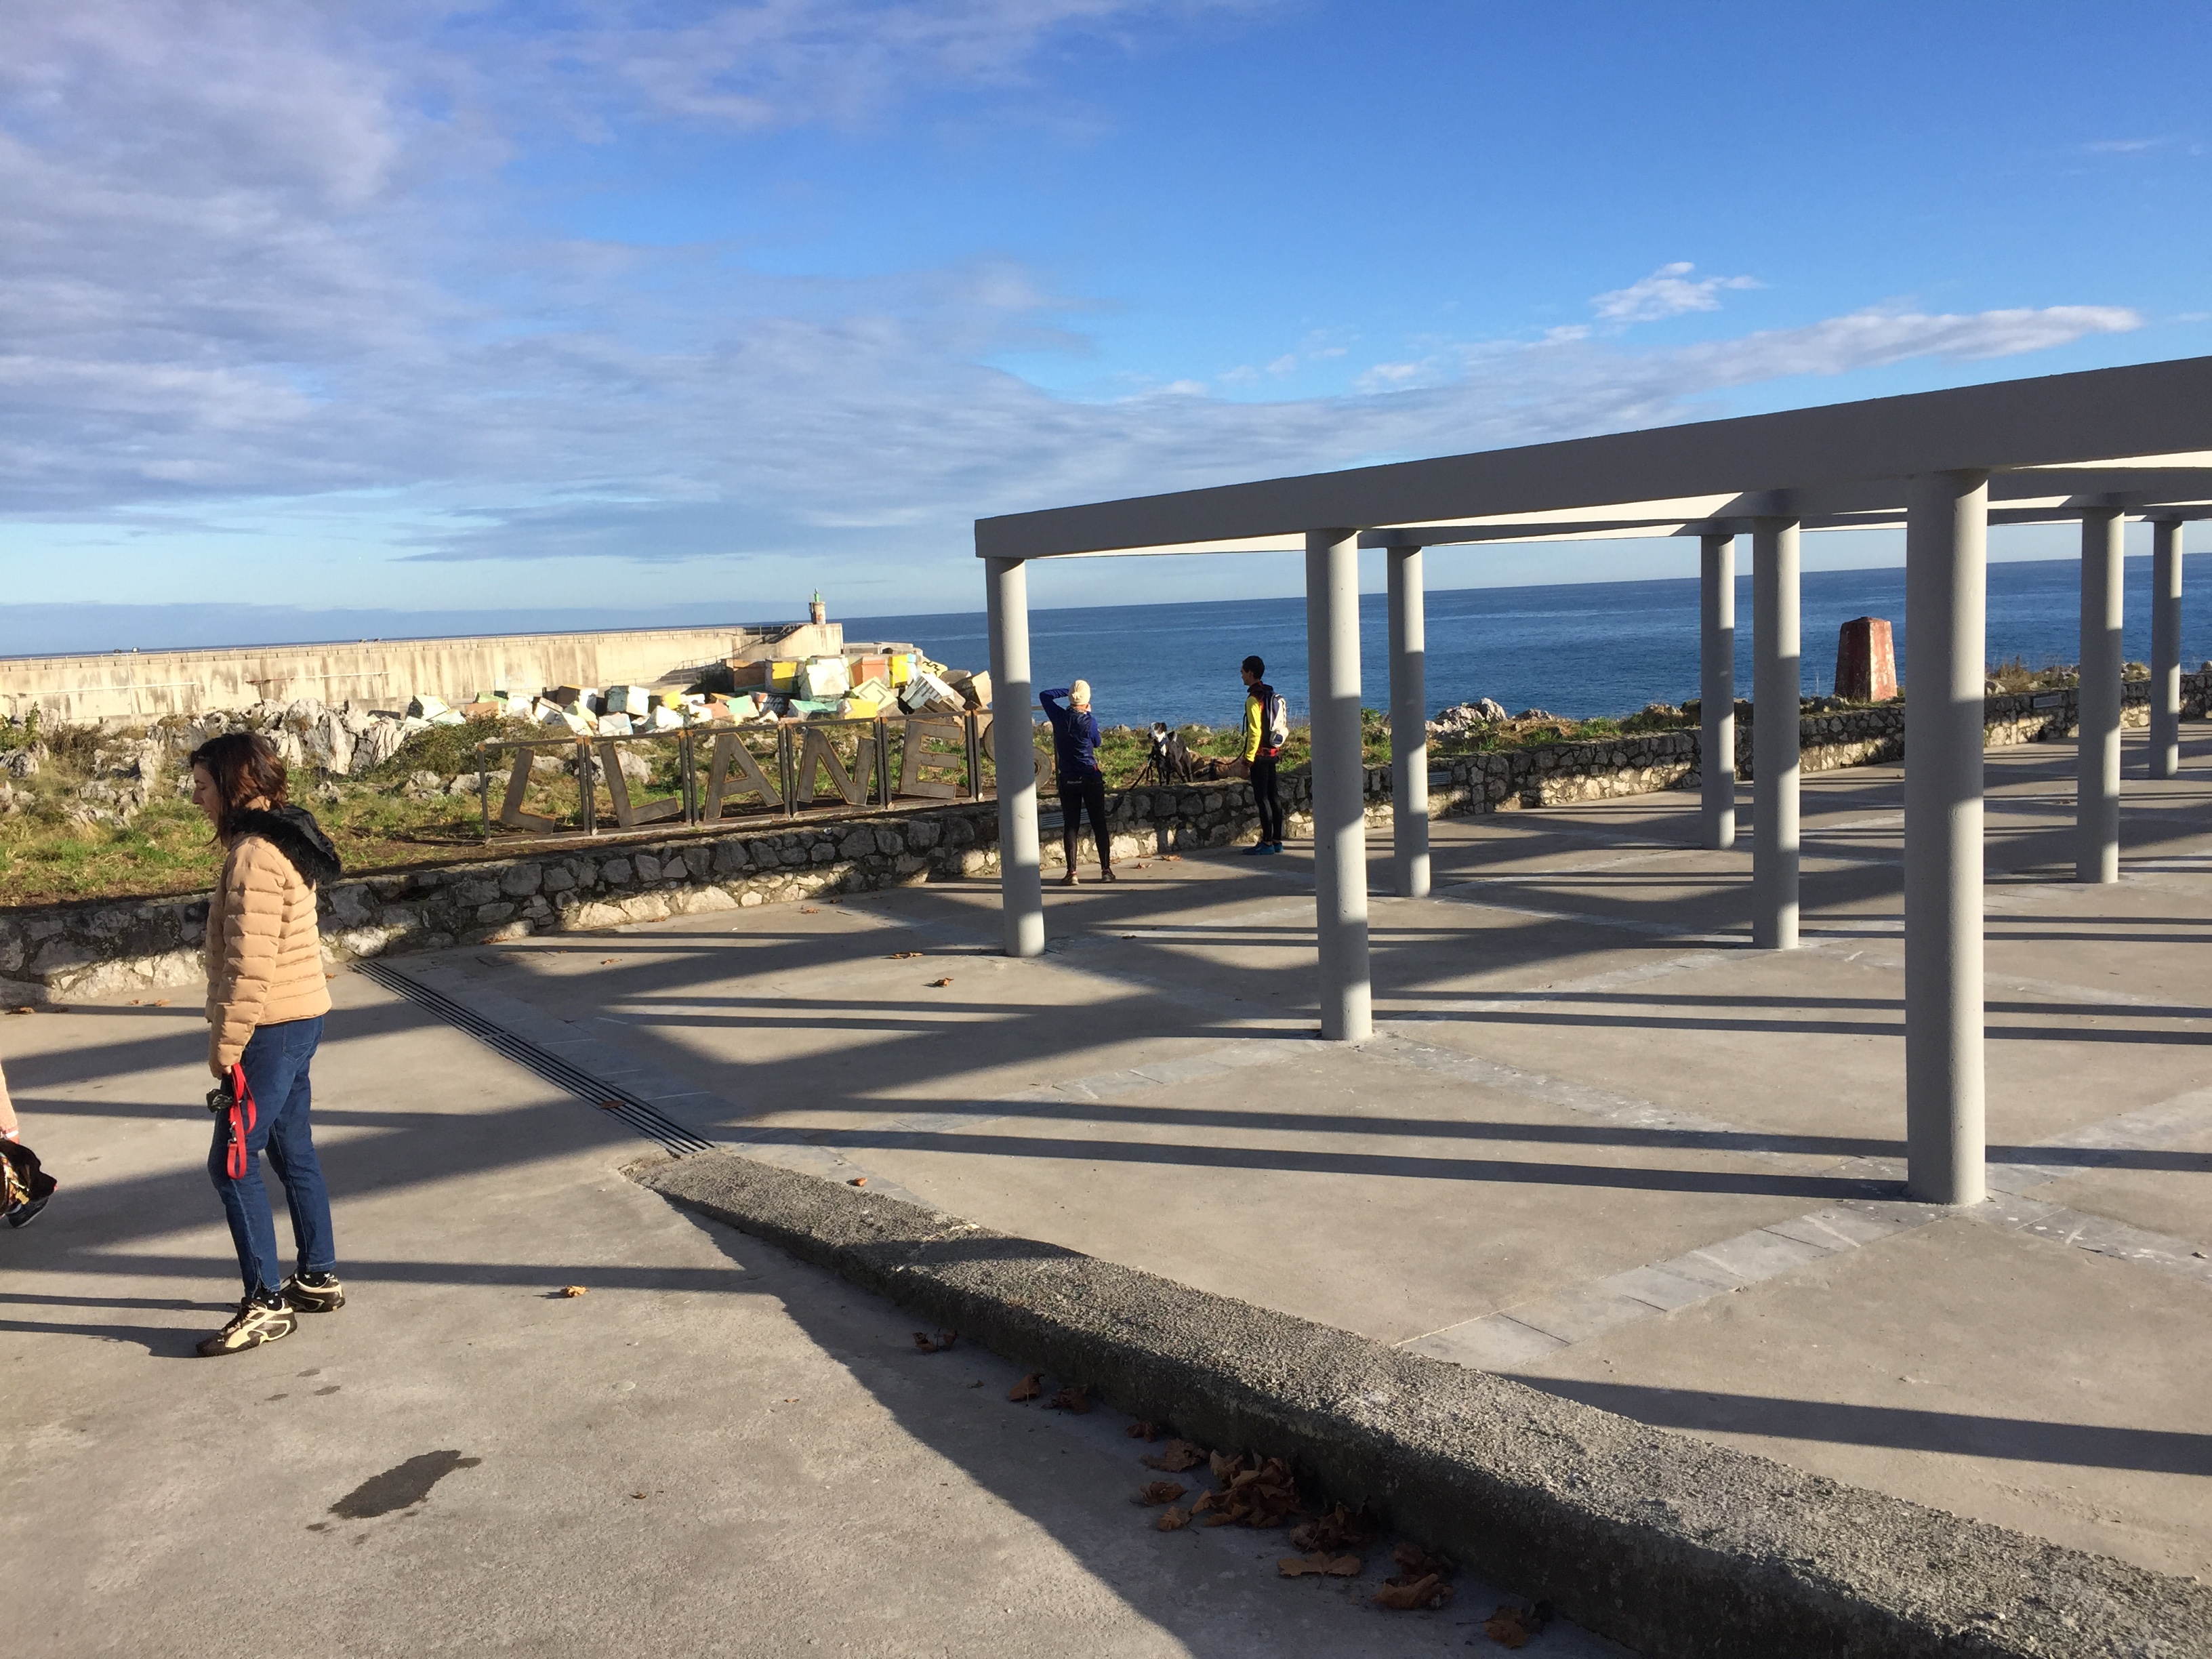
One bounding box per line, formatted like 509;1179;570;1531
2085;137;2165;155
1664;304;2142;380
1591;261;1760;324
1354;361;1429;392
0;3;2162;598
541;0;1272;131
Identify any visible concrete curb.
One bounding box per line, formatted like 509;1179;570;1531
634;1150;2212;1659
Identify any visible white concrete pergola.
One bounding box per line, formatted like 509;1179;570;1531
975;356;2212;1207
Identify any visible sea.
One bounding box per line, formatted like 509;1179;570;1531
846;554;2212;731
7;554;2207;733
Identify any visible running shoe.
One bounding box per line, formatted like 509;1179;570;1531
283;1271;346;1313
198;1296;297;1357
3;1193;49;1229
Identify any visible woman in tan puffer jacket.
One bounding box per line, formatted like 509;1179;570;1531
189;731;346;1357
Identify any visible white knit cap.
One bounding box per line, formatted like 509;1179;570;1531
1070;679;1092;703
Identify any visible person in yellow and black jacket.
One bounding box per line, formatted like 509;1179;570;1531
188;731;346;1356
1240;655;1287;855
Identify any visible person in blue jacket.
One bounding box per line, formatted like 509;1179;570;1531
1040;680;1114;884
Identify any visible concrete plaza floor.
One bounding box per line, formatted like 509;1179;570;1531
1;935;1616;1654
5;726;2209;1650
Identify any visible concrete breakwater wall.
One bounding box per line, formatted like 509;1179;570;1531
3;680;2200;1004
0;625;767;725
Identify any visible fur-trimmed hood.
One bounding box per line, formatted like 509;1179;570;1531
228;804;343;889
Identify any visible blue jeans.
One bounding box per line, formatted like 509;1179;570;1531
208;1015;335;1297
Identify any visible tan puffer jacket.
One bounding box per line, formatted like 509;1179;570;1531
205;834;331;1073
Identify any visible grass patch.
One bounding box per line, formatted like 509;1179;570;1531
1;697;1732;908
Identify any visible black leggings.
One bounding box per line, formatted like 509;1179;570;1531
1059;773;1111;871
1250;754;1284;844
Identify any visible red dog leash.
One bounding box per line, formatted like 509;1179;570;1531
217;1063;257;1179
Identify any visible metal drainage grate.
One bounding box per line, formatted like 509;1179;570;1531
355;958;718;1158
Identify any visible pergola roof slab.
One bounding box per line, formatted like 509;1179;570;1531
975;355;2212;560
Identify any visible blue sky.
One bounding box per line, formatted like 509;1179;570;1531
3;0;2209;634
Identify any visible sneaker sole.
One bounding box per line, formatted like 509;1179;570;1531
197;1319;296;1357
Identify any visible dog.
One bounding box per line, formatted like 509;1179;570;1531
1142;722;1200;785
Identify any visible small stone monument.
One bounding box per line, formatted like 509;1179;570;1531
1834;616;1897;702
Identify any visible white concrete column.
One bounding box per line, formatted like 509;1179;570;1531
2078;508;2124;882
2150;518;2184;781
985;556;1044;958
1307;529;1372;1041
1700;531;1737;850
1904;471;1989;1206
1752;518;1801;949
1387;546;1430;899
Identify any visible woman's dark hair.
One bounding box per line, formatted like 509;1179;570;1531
187;731;289;840
1242;655;1265;676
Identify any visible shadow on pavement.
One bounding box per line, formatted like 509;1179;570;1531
1510;1375;2212;1478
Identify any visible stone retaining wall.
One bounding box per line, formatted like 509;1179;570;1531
0;781;1326;1004
5;678;2203;1004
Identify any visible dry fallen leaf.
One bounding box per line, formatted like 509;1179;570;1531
1007;1371;1044;1402
912;1330;958;1353
6;1006;32;1015
1136;1481;1186;1506
1392;1542;1451;1579
1045;1384;1090;1414
1139;1439;1208;1473
847;1176;868;1187
1153;1506;1190;1532
1125;1421;1166;1442
1290;1502;1376;1553
801;905;819;914
1483;1601;1554;1649
152;999;169;1007
558;1286;588;1298
597;1099;622;1111
1374;1542;1456;1612
927;976;954;987
630;1491;647;1500
1373;1576;1452;1612
1277;1553;1361;1579
1189;1455;1303;1530
890;951;922;959
600;958;617;964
